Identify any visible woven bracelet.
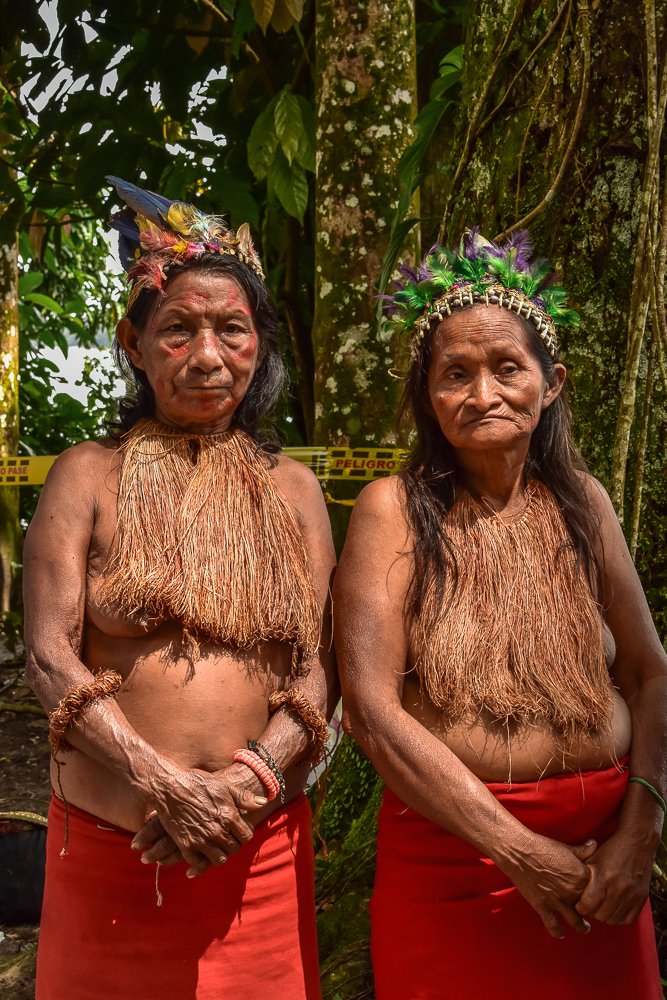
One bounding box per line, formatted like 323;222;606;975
49;670;123;759
233;748;280;801
628;777;667;815
248;740;285;804
268;689;329;764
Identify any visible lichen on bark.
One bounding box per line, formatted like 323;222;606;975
313;0;418;455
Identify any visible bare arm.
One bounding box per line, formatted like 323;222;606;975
576;478;667;924
335;476;595;939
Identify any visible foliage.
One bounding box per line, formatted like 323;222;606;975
2;0;317;440
16;219;123;528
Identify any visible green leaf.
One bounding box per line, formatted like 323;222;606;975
295;96;316;173
376;216;420;301
231;0;256;57
269;147;309;221
18;273;44;296
64;298;88;315
24;292;64;315
274;89;303;166
440;44;463;70
247;104;280;181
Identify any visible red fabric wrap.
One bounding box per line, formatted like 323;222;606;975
371;759;661;1000
36;792;322;1000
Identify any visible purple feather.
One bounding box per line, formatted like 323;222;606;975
503;229;534;271
461;226;482;260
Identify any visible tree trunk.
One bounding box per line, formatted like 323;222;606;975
313;0;418;452
0;240;21;612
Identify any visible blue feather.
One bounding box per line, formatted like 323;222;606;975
106;175;173;227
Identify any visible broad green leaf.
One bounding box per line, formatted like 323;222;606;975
430;68;462;101
274;90;303;166
51;329;70;356
247;105;280;180
440;44;463;70
64;298;88;315
43;247;58;273
269;147;309;221
295;96;316;173
18;273;44;296
24;292;64;315
251;0;276;33
231;0;256;58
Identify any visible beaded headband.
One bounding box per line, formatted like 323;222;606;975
106;175;264;312
381;227;579;359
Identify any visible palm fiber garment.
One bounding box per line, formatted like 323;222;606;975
36;792;321;1000
372;760;661;1000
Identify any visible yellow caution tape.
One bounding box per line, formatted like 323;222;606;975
322;492;357;506
286;445;407;481
0;456;57;486
0;446;408;487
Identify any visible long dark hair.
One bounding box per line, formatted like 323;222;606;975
398;309;602;624
109;254;286;444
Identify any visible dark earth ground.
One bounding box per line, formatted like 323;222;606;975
1;657;667;999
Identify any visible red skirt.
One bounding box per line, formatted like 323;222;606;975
36;792;322;1000
371;761;661;999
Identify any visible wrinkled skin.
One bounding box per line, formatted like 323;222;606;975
335;306;667;937
24;270;338;878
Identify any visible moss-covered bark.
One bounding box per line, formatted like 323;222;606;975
313;0;418;451
313;0;418;546
0;240;21;611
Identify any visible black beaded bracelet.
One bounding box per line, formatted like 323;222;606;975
248;740;286;804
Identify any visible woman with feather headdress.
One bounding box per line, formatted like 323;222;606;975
23;177;336;1000
334;228;665;998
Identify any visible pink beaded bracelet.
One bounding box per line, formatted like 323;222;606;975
233;748;280;801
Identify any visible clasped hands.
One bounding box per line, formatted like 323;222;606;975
501;829;653;939
131;763;268;879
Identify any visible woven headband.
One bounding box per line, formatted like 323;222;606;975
381;227;579;359
106;175;264;312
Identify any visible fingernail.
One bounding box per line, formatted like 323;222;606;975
141;856;150;864
254;796;268;805
584;921;591;933
585;839;595;847
131;842;140;851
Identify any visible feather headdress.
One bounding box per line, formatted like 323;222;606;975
382;227;579;358
107;176;264;311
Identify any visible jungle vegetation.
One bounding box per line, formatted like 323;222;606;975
1;0;666;995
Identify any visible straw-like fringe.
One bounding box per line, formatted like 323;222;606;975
95;419;320;667
412;481;612;742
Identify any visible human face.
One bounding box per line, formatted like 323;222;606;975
116;270;264;434
426;306;565;458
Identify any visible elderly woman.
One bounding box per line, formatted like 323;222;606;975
334;230;666;999
24;177;336;1000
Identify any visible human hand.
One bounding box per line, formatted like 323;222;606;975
132;765;267;877
494;831;597;938
575;832;654;925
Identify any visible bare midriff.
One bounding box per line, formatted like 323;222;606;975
401;628;632;783
51;584;301;835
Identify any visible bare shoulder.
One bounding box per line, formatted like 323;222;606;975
344;475;412;557
270;452;326;511
36;438;119;515
348;475;409;535
574;471;620;530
